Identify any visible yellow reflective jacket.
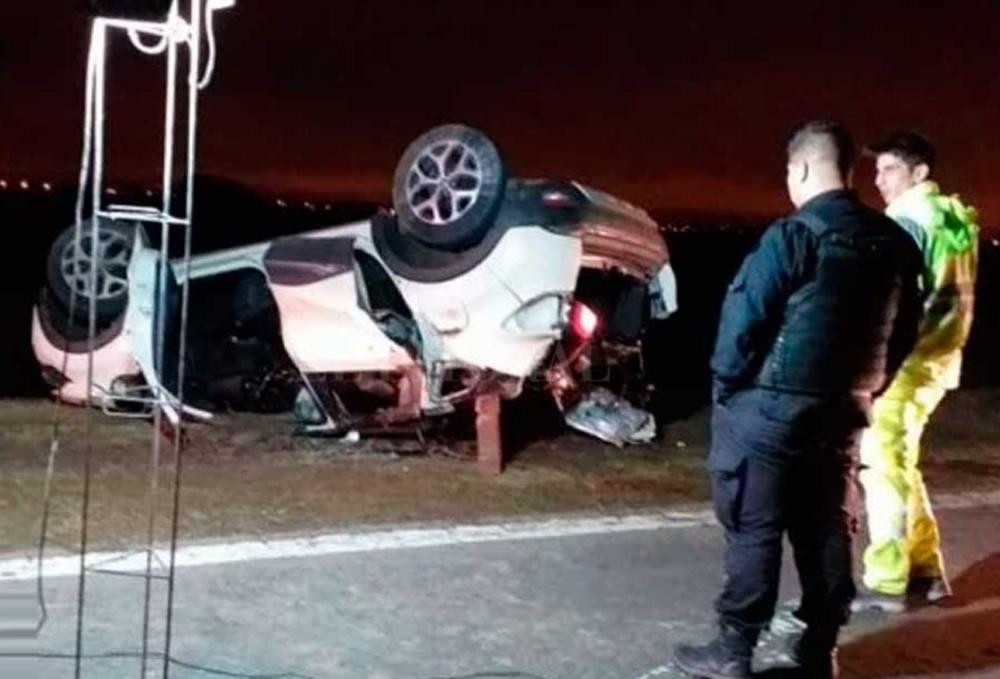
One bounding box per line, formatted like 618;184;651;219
887;181;978;388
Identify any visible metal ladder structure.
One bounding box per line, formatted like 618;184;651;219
69;1;236;677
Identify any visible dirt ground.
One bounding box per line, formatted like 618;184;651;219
2;388;1000;557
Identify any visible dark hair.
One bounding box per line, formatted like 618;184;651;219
787;120;854;179
865;131;935;172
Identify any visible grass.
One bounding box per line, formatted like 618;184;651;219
2;388;999;556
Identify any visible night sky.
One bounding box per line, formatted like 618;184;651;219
1;0;999;225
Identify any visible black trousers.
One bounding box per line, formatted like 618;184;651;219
711;446;859;650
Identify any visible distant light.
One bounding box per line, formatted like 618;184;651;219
304;201;315;211
145;189;154;197
42;182;52;192
19;179;30;190
276;199;287;207
106;187;118;196
0;179;7;190
992;238;999;247
324;204;333;211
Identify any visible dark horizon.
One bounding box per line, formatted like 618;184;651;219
2;1;999;227
0;175;789;235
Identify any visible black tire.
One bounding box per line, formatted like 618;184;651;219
35;288;126;352
46;219;136;323
392;124;506;251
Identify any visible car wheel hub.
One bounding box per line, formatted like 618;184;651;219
405;139;483;225
60;227;130;301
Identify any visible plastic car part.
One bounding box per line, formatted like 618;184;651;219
648;262;679;320
392;124;506;251
46;219;137;323
570;301;599;340
564;387;656;447
501;294;568;337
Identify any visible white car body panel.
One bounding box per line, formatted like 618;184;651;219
174;221;375;283
384;227;582;378
175;241;269;282
123;242;179;416
30;309;139;406
270;273;416;373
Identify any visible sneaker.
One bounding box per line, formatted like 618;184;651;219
767;602;807;637
908;575;952;603
850;589;907;614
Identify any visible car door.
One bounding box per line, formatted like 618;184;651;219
123;237;209;423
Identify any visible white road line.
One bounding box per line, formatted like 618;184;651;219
0;510;716;583
1;487;997;584
632;665;675;679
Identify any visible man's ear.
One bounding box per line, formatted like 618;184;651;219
913;163;930;183
846;166;855;188
799;160;810;183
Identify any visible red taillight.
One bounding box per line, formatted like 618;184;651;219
570;302;599;339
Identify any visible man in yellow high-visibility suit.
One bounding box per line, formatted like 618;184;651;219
854;131;979;612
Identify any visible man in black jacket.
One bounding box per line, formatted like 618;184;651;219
673;120;922;679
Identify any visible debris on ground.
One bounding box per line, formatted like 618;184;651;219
564;387;657;447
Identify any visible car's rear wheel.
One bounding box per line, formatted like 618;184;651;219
392;124;506;251
46;219;135;323
35;288;126;352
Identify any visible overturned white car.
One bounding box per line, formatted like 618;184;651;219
32;125;677;447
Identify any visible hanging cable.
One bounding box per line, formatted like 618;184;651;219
127;26;169;55
197;4;219;88
140;14;182;677
197;0;236;88
164;0;207;672
34;12;107;648
75;18;110;678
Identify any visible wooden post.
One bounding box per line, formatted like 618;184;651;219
475;393;503;474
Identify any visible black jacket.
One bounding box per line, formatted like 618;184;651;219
710;189;922;436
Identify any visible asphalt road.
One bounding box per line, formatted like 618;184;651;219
2;502;999;679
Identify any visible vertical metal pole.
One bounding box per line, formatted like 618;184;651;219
141;17;180;678
163;1;202;675
76;20;108;679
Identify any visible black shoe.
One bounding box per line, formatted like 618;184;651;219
908;575;952;604
674;626;753;679
850;588;906;614
789;637;839;679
